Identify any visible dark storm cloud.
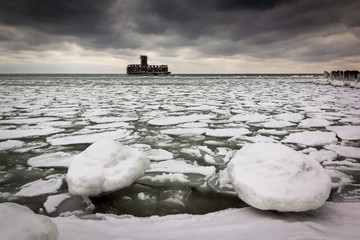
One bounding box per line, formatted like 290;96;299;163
0;0;116;35
0;0;359;62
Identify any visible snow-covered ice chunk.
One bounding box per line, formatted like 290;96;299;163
44;193;72;213
0;140;24;151
325;144;360;159
0;202;58;240
147;149;174;161
208;169;237;197
27;152;77;168
298;118;332;128
227;143;332;212
282;131;337;146
66;139;150;196
15;178;63;197
326;125;360;140
47;129;131;146
0;128;62;140
206;128;251;138
148;114;215;126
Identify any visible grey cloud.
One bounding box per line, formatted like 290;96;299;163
0;0;359;64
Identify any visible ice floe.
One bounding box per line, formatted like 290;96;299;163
66;139;150;196
298;118;332;128
15;178;63;197
205;128;251;138
148;114;215;126
44;193;72;213
325;144;360;159
147;160;216;179
89;116;138;123
260;119;296;128
307;149;338;163
229;113;269;123
274;113;304;123
147;149;174;161
0;140;25;151
227;143;332;212
326;125;360;140
0;128;62;140
282;131;337;146
47;129;132;146
27;152;78;168
161;128;209;136
257;129;288;136
0;202;58;240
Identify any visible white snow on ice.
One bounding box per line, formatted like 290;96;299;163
15;178;63;197
53;202;360;240
0;128;62;140
326;125;360;140
47;129;132;146
227;143;332;212
44;193;72;213
0;202;58;240
282;130;337;146
0;140;25;151
66;139;150;196
325;144;360;159
27;152;77;168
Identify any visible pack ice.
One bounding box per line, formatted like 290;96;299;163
227;143;331;212
66;139;150;196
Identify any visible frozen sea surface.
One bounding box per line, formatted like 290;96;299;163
0;74;360;238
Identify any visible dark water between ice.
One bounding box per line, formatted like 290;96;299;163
0;74;359;217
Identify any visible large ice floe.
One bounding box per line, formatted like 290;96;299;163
66;139;150;196
27;152;78;168
15;178;63;197
227;143;332;212
0;202;58;240
326;125;360;140
282;130;337;146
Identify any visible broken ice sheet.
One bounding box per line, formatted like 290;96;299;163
207;170;237;197
332;184;360;202
136;172;205;188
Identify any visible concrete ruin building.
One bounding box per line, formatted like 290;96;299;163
127;55;170;75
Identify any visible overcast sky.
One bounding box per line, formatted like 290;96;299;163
0;0;359;74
